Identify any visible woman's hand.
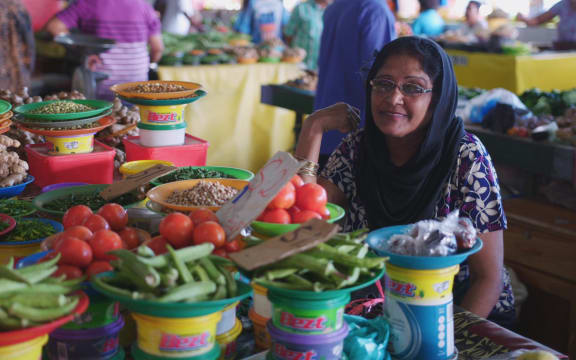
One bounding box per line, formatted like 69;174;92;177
309;102;360;134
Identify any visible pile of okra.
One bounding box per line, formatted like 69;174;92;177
93;243;238;303
0;254;82;330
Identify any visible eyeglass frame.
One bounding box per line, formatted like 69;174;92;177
369;78;433;97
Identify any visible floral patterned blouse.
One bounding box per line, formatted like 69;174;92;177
321;130;515;323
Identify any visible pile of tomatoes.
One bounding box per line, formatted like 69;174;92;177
44;203;142;280
146;208;245;258
256;175;330;224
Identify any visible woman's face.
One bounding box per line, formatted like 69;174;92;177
370;55;435;139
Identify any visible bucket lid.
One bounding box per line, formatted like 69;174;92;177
50;315;124;340
131;343;220;360
267;320;349;345
137;122;186;131
268;292;349;310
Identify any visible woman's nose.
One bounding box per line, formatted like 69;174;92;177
384;86;404;106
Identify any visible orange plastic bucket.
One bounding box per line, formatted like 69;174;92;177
248;308;270;350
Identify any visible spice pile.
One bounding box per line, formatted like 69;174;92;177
126;83;188;93
29;101;95;115
155;167;234;184
166;180;239;207
0;135;28;188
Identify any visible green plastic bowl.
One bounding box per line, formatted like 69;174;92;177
150;166;255;186
33;184;142;218
0;199;37;218
251;203;345;237
14;99;113;121
91;273;253;317
0;99;12;116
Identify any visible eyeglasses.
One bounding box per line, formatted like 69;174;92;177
370;78;433;97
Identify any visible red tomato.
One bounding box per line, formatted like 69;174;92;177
193;221;226;248
52;265;83;280
62;205;93;229
89;230;123;261
317;205;331;220
159;213;194;249
55;237;93;268
260;209;291;224
39;251;59;263
119;227;140;250
147;236;168;255
295;183;327;212
286;206;301;219
290;174;304;188
86;261;113;279
225;237;244;253
267;182;295;210
189;208;219;225
292;210;322;224
97;203;128;231
213;248;228;258
82;214;110;233
62;226;93;242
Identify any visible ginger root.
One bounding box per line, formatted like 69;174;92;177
0;135;28;188
0;135;20;148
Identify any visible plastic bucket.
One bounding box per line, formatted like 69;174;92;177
132;311;221;358
138;103;187;126
269;292;349;335
45;133;96;155
60;290;120;330
248;308;270;351
46;315;124;360
252;283;272;319
384;263;459;360
137;122;186;147
119;160;174;178
216;301;238;336
216;319;242;360
0;334;47;360
267;321;349;360
132;343;220;360
0;242;42;265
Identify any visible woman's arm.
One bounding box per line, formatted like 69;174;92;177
44;17;70;36
517;9;556;26
459;230;504;318
148;34;164;63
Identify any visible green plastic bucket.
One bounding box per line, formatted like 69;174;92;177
268;291;349;335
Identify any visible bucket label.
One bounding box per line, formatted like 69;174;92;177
159;332;210;352
147;111;180;123
274;343;317;360
386;278;418;298
279;312;327;331
385;295;454;360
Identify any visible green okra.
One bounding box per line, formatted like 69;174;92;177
157;281;216;303
141;243;214;268
0;266;33;285
211;284;227;300
218;264;237;298
0;315;36;330
199;258;226;286
108;249;161;289
92;276;134;298
160;268;179;288
17;253;61;274
137;245;156;258
264;268;299;281
167;245;193;284
190;264;210;282
2;294;67;308
309;243;387;269
9;296;79;322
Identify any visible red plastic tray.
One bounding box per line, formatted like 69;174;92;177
0;291;89;346
0;213;16;236
123;134;209;167
25;140;115;188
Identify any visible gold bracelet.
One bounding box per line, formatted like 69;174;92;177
297;161;319;177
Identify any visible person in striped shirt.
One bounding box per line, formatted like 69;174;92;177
45;0;164;100
283;0;332;71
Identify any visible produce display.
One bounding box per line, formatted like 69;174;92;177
520;88;576;117
248;229;387;291
154;167;235;184
0;219;9;232
0;219;57;243
166;180;239;207
256;176;331;224
0;199;36;218
0;253;82;329
42;191;141;213
29;101;94;115
0;135;29;188
125;83;188;94
284;70;318;92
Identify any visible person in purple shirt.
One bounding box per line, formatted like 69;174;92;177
45;0;164;100
313;0;396;165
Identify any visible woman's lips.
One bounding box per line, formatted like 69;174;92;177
380;110;408;118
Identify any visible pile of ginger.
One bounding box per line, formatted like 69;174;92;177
0;135;29;188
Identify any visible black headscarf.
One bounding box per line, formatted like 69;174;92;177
356;37;465;229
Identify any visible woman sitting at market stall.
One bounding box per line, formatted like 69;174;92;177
294;36;515;327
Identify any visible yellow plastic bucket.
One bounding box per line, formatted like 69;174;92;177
139;104;187;126
248;308;270;351
216;301;239;335
216;319;242;360
0;243;42;265
119;160;174;178
251;283;271;319
132;311;221;358
0;334;48;360
384;264;460;360
45;133;95;155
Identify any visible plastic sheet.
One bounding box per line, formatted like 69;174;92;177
343;314;391;360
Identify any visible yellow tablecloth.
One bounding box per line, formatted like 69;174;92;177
158;63;301;172
447;49;576;94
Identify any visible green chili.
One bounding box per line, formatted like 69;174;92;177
156;167;234;184
1;220;56;242
44;191;140;212
0;200;35;218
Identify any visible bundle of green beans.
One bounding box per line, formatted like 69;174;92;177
0;254;83;329
0;200;35;218
250;229;388;292
44;191;140;212
1;219;56;242
155;167;234;184
93;243;238;303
